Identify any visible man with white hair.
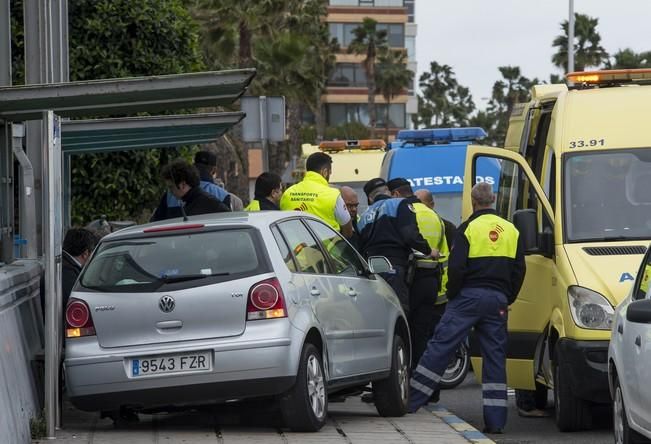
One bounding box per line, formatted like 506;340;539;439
408;182;526;435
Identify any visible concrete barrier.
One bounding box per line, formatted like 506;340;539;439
0;260;43;444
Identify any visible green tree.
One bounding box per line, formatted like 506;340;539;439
552;13;609;72
414;61;475;128
606;48;651;69
375;50;413;141
11;0;204;225
348;18;389;139
485;66;538;146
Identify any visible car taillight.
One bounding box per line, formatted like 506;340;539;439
65;299;96;338
247;278;287;321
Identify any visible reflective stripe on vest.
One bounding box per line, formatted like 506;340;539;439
245;199;261;211
465;213;519;259
280;171;341;230
412;202;450;304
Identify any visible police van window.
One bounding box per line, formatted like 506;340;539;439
277;219;329;275
306;219;366;277
634;251;651;300
271;226;298;273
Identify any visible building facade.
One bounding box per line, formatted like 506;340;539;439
324;0;417;136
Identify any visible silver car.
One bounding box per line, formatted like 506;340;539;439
64;212;410;431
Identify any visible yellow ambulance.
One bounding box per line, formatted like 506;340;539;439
462;69;651;431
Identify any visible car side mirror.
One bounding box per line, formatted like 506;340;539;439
368;256;392;274
626;299;651;324
513;209;538;252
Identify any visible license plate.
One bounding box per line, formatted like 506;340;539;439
131;351;211;377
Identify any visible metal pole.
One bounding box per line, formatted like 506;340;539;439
43;111;62;439
259;96;269;172
0;0;11;86
568;0;575;73
12;123;38;259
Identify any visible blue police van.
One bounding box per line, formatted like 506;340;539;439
380;127;500;225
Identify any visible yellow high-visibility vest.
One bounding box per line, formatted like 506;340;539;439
280;171;341;230
245;199;261;211
465;213;519;260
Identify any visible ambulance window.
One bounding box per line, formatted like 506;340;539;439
542;149;556;207
633;251;651;301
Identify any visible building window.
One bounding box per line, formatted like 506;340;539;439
405;35;415;59
404;0;415;22
326;103;406;128
329;0;404;5
329;23;404;48
328;63;368;87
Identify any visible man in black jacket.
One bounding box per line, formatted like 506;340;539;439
160;159;230;217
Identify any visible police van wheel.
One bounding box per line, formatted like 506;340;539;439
373;335;409;417
553;350;592;431
280;343;327;432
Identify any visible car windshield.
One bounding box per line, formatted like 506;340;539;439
80;228;265;292
564;148;651;242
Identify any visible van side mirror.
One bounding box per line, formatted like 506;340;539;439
513;209;538;252
368;256;393;274
626;299;651;324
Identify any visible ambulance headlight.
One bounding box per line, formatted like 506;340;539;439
567;286;614;330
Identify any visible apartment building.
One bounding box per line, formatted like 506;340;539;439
324;0;417;136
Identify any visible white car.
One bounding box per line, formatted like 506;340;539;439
608;244;651;444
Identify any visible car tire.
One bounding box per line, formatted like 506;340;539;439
373;334;409;417
553;349;592;431
440;342;470;389
613;375;649;444
280;342;327;432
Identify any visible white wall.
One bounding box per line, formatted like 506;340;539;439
0;261;43;444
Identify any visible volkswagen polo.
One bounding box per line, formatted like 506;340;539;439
64;212;410;431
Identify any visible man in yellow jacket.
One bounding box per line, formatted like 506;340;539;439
281;152;353;238
245;172;283;211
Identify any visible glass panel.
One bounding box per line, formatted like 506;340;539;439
272;226;297;273
405;36;415;59
307;220;365;277
277;220;329;274
329;0;358;5
635;254;651;300
328;23;344;45
564;149;651;242
327;104;347;126
80;230;264;292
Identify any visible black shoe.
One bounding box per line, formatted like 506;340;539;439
428;389;440;404
482;427;503;434
361;392;374;403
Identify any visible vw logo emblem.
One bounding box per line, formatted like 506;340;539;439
159;295;175;313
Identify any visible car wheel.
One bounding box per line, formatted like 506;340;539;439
613;375;648;444
553;349;592;431
373;334;409;417
280;342;327;432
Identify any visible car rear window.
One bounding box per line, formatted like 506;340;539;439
79;228;269;292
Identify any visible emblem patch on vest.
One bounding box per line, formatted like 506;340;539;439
294;202;309;212
489;224;504;242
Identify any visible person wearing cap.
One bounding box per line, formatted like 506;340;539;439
388;178;449;373
358;178;439;316
151;150;232;222
280;152;353;238
245;172;283;211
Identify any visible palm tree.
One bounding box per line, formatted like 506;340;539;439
552;13;609;72
375;50;413;141
606;48;651;69
348;17;389;138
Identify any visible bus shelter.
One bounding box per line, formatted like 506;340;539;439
0;68;254;438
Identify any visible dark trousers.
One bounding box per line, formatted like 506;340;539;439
409;287;509;430
380;264;410;315
408;268;444;367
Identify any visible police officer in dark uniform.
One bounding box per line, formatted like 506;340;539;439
358;178;440;315
408;183;526;435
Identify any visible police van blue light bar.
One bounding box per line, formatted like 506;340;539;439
395;127;487;145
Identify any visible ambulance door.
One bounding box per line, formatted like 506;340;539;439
463;146;554;390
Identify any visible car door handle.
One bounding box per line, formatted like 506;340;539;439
618;324;623;335
347;288;357;297
635;335;641;347
310;287;321;296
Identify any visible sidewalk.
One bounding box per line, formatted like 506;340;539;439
40;398;493;444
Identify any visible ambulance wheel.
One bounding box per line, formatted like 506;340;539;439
553;350;592;431
373;335;409;417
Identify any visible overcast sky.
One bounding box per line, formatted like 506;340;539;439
416;0;651;107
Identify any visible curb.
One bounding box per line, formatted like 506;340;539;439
425;405;495;444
